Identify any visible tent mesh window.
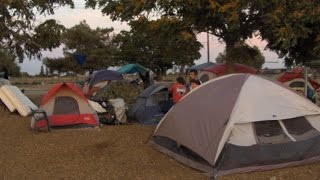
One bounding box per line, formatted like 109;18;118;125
151;90;171;113
282;117;320;141
200;74;209;83
53;96;80;115
254;121;291;144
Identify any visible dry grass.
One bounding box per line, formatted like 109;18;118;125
0;77;319;179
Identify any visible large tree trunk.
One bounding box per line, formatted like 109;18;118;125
225;42;236;74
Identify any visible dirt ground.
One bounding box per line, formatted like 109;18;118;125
0;85;320;179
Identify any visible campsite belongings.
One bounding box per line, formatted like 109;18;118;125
82;69;123;97
31;83;99;129
94;80;141;110
0;84;38;116
129;84;172;125
198;63;257;83
150;74;320;177
88;97;127;125
277;67;320;103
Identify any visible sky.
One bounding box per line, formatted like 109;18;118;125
19;0;285;75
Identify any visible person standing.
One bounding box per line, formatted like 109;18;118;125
187;69;201;91
169;77;187;104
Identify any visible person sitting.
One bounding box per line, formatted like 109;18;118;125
169;77;187;104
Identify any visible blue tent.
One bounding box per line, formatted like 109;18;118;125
187;62;216;71
86;69;123;87
129;84;172;125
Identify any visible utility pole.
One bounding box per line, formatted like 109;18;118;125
207;32;210;62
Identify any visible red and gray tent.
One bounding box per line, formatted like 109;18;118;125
199;63;257;83
34;83;98;128
150;74;320;177
277;68;320;102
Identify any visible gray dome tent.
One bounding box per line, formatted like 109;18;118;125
151;74;320;177
129;84;172;125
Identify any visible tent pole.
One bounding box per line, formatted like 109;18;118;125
207;31;210;63
305;67;308;98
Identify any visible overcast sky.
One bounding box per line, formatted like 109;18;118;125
19;0;285;75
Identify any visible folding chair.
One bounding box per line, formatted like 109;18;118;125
32;109;51;132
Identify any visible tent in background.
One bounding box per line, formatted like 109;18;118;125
198;63;257;83
129;84;172;125
87;69;123;86
277;67;320;103
117;64;148;75
151;74;320;177
82;69;123;97
117;63;153;89
187;62;216;72
32;83;98;129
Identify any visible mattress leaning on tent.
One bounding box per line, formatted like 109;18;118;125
150;74;320;178
0;85;38;116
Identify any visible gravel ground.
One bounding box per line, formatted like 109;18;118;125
0;94;319;180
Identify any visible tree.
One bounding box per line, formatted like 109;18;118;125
216;43;265;69
87;0;320;70
0;49;21;77
259;1;320;67
44;56;84;75
0;1;74;62
86;1;264;72
113;17;202;73
45;21;118;74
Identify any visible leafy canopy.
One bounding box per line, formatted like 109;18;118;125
0;49;21;77
86;0;320;67
45;21;117;74
216;42;265;69
113;17;202;72
0;0;74;62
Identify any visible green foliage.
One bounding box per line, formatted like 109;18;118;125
45;21;118;74
216;43;265;69
0;1;74;62
0;49;21;77
259;1;320;67
113;17;202;72
94;81;142;108
90;0;320;69
44;56;84;75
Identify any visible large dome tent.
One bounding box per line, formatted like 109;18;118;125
151;74;320;178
